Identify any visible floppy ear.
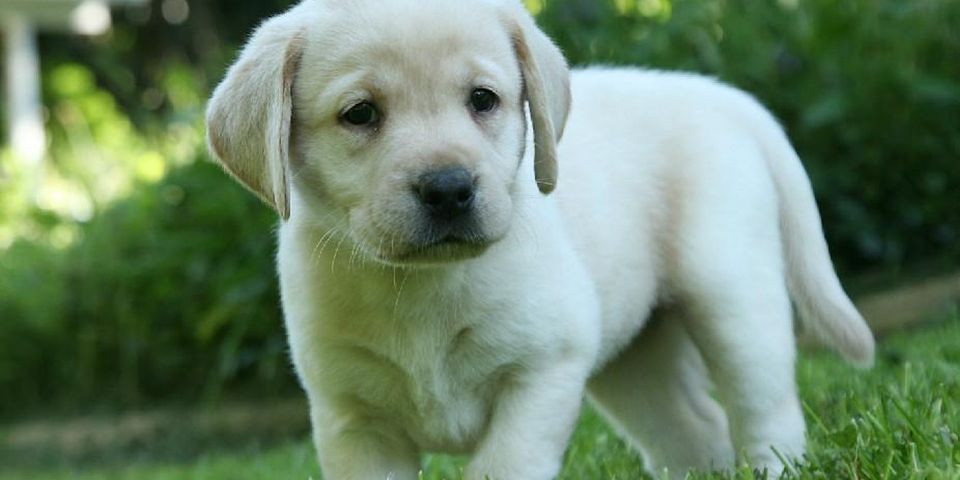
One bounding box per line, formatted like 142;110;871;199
504;5;571;194
206;11;306;220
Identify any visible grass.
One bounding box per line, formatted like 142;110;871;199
2;312;958;480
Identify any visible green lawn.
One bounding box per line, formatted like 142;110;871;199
2;313;958;480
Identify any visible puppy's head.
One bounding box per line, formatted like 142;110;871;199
206;0;570;266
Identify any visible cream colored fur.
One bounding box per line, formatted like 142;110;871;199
206;1;875;478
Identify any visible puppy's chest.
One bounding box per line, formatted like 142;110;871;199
328;318;512;452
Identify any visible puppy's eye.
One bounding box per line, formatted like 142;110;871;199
341;102;379;127
470;88;499;113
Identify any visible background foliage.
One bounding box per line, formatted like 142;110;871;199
0;0;957;416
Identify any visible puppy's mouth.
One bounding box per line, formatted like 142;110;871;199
401;234;492;263
370;233;493;266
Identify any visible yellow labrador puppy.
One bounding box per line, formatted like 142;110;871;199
206;0;875;478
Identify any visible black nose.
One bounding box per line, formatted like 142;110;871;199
416;167;476;220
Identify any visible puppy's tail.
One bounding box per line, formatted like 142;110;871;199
757;114;876;368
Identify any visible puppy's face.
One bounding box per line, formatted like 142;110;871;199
206;0;569;267
291;3;525;265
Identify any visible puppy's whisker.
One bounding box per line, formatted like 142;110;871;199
391;269;411;351
316;229;342;258
312;228;338;264
312;219;348;264
350;242;366;268
330;233;349;274
313;220;340;250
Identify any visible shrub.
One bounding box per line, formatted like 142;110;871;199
0;161;293;415
536;0;960;274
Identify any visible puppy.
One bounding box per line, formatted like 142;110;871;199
206;0;875;478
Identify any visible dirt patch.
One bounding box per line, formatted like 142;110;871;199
0;398;310;468
857;271;960;334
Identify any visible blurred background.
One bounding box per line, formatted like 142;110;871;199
0;0;957;475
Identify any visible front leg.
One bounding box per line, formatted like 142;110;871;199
466;357;592;480
311;405;420;480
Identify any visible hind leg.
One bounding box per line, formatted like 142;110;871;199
679;268;805;473
667;140;806;473
587;310;734;479
674;210;806;472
